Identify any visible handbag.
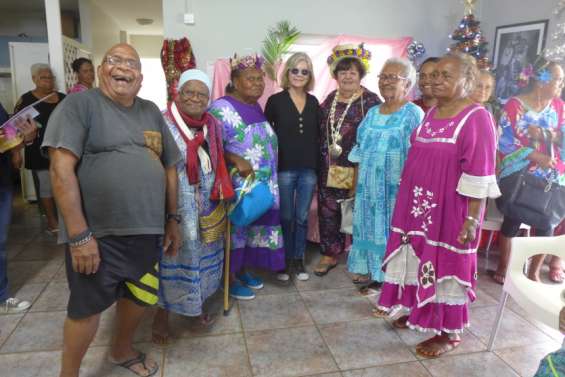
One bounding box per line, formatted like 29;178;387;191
337;197;354;234
325;92;364;190
228;172;275;227
496;130;565;229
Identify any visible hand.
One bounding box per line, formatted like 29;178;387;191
457;219;478;245
14;117;38;143
163;221;181;257
533;152;556;169
11;149;22;169
527;126;544;141
235;158;255;179
69;238;100;274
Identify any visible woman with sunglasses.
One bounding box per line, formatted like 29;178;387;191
265;52;319;281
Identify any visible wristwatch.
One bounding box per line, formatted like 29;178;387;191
166;213;182;224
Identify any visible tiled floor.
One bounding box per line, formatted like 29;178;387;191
1;197;563;377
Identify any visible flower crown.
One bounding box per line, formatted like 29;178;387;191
327;43;371;76
229;54;265;72
517;56;553;88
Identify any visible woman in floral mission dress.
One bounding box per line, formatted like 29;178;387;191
209;54;285;300
374;53;500;358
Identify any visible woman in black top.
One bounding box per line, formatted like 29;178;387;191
265;52;319;282
14;63;65;234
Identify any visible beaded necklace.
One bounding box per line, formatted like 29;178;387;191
327;90;359;157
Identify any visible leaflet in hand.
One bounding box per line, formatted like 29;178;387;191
0;92;55;131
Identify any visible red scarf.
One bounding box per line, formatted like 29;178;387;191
167;102;234;201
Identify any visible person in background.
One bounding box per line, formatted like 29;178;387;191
374;53;500;358
494;56;565;284
413;57;440;113
209;54;285;300
152;69;234;344
347;57;423;292
14;63;65;234
314;44;381;277
470;69;501;121
0;103;37;313
69;58;95;94
265;52;319;282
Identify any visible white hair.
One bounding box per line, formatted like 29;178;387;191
30;63;52;78
382;57;417;92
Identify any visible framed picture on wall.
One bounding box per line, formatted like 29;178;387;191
492;19;549;102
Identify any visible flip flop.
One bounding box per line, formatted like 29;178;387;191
416;334;461;358
314;262;338;277
549;268;565;284
371;307;389;318
112;351;159;377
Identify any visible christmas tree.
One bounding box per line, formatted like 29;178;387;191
447;0;490;69
545;0;565;62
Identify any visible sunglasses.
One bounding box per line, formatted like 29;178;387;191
290;68;310;76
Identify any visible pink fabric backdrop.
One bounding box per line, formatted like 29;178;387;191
211;35;413;243
211;35;413;110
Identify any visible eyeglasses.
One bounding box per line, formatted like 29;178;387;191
377;74;407;82
290;68;310;76
104;55;141;70
180;89;209;101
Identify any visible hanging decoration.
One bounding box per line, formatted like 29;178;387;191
407;40;426;62
545;0;565;62
447;0;490;69
161;38;197;102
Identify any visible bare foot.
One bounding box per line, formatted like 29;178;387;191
392;315;409;329
151;309;169;345
198;312;217;327
416;333;461;358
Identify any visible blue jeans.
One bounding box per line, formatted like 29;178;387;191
0;185;13;301
278;169;317;263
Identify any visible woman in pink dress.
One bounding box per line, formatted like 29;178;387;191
69;58;95;93
373;53;501;358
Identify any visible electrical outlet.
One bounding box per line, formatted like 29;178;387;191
183;13;195;25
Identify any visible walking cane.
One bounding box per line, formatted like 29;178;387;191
223;217;232;316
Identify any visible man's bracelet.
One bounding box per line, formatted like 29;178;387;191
68;229;93;248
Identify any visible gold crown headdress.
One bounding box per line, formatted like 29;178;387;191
327;43;371;77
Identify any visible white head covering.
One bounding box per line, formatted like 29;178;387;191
177;69;212;94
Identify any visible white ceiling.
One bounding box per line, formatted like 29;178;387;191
92;0;163;35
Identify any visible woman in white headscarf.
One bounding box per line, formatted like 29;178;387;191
152;69;234;344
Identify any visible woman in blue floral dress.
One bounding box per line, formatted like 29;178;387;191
209;54;285;300
347;58;423;290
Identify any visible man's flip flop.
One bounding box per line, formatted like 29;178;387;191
112;351;159;377
314;262;338;277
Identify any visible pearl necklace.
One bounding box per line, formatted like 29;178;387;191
328;90;359;158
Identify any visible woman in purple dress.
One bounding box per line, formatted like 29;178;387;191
314;44;381;276
209;54;285;300
374;53;500;358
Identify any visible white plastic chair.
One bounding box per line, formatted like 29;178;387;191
480;198;530;271
487;234;565;350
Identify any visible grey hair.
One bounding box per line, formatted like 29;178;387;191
444;52;479;97
30;63;52;78
382;57;417;92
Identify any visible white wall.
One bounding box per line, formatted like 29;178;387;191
163;0;464;69
479;0;557;60
130;34;163;58
87;0;121;66
0;11;47;37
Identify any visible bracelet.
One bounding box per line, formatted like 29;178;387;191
68;229;93;248
166;213;182;224
465;216;479;226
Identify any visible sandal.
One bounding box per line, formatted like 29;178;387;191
487;269;505;285
352;275;371;285
111;351;159;377
371;307;389;318
392;316;409;329
314;261;338;277
549;268;565;284
416;334;461;358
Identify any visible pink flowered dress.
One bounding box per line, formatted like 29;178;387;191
377;104;501;334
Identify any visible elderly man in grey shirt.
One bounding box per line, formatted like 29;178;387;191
43;43;182;377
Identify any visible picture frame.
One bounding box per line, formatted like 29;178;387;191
492;19;549;101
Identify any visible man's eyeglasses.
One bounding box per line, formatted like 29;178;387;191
377;74;407;83
290;68;310;76
180;89;209;101
104;55;141;70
